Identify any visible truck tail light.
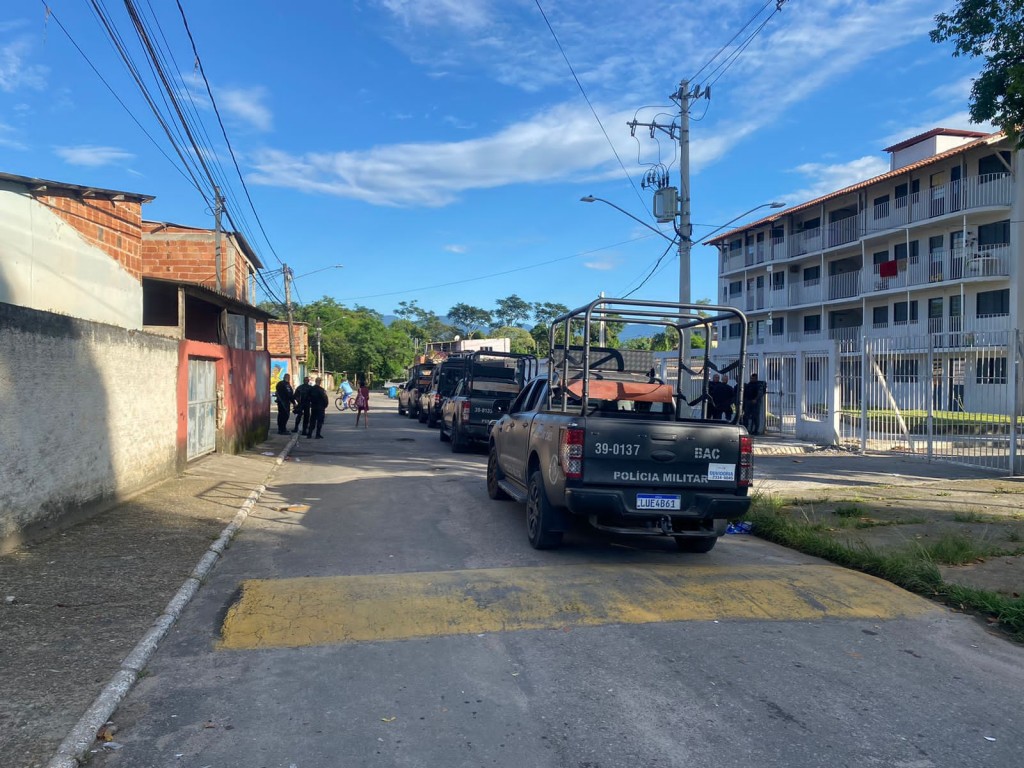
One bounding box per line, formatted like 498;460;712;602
738;435;753;487
434;393;442;407
461;400;471;422
559;427;584;480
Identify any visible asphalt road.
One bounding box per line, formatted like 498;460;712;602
89;403;1024;768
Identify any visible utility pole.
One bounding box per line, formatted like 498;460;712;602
213;186;223;293
283;265;298;381
628;79;708;355
316;316;323;377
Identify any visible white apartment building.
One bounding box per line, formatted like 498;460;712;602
709;128;1022;426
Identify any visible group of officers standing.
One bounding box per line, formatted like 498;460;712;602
708;372;768;436
274;374;329;439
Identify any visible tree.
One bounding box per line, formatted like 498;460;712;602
532;301;570;325
491;325;537;355
931;2;1024;148
447;303;492;336
493;294;532;327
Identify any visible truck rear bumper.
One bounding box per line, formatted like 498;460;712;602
564;488;750;521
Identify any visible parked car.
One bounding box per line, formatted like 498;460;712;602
397;362;435;419
440;352;536;451
417;356;470;426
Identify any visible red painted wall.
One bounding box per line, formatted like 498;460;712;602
176;340;270;465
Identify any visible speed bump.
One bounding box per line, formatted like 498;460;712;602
218;563;937;650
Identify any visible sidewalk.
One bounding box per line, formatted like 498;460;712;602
0;425;298;768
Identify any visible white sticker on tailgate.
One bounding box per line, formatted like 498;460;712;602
707;463;735;482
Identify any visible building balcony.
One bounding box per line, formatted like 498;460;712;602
864;244;1011;294
828;271;861;300
866;173;1013;235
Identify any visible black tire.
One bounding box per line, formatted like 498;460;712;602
487;447;511;500
418;407;428;424
335;397;344;412
527;470;563;550
408;403;418;419
439;421;450;442
451;423;467;453
397;400;406;416
675;536;717;553
426;410;437;428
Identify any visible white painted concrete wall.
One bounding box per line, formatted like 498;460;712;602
0;303;178;548
0;182;143;329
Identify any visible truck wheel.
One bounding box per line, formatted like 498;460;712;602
487;448;511;500
675;536;717;553
397;402;406;416
439;422;450;442
527;470;563;550
418;407;428;424
408;404;418;419
451;424;468;453
427;411;437;428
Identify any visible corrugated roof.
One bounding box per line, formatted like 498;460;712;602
0;170;154;203
706;130;1007;245
143;276;276;319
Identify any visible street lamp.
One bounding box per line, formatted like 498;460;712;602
698;203;785;244
579;196;675;243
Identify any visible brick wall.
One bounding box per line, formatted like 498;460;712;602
265;319;309;356
140;223;254;302
37;192;144;278
0;301;179;551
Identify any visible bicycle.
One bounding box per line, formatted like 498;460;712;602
335;393;355;411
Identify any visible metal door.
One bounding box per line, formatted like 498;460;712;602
187;358;217;460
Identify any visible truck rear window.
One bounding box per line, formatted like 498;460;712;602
471;379;521;398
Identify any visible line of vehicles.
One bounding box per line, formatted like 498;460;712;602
396;298;755;554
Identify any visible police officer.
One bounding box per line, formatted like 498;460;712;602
292;376;312;436
308;377;330;439
275;373;294;435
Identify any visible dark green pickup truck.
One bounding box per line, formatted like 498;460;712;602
487;298;752;552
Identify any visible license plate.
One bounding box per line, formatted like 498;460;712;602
636;494;681;510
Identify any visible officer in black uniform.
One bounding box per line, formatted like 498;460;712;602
275;373;294;435
292;376;312;435
308;377;330;439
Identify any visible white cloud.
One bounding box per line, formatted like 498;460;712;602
0;38;47;92
0;122;25;150
54;145;136;167
376;0;491;31
444;244;467;254
785;156;890;204
584;258;616;271
219;86;273;132
247;102;628;207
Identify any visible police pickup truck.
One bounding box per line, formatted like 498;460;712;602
487;298;752;552
440;351;537;452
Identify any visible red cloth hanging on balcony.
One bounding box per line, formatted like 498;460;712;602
879;260;898;277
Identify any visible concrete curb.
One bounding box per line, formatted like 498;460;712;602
45;435;298;768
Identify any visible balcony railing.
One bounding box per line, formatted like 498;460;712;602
864;244;1011;294
828;271;861;300
788;278;822;306
719;173;1013;276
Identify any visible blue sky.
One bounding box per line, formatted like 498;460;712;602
0;1;986;320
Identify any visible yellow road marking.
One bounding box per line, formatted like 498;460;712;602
218;564;937;650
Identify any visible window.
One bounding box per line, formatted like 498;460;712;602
894;180;918;207
873;194;890;217
893;301;918;324
801;217;820;231
976;289;1009;316
978;152;1011;179
803;265;820;282
728;322;742;339
729;280;742;296
803;314;821;332
872;306;889;327
929;298;943;319
977;220;1010;246
872;250;889;265
770;317;784;336
771;271;785;289
893;241;918;262
893;360;919;383
729;238;742;253
976;357;1007;385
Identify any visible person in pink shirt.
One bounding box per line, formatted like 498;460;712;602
354;379;370;428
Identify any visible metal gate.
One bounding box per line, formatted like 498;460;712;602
187;358;217;460
763;353;798;434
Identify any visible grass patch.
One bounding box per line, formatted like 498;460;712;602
748;494;1024;642
953;510;988;523
834;504;862;518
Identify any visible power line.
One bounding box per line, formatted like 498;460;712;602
174;0;286;268
622;237;678;298
533;0;653;220
337;235;659;302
